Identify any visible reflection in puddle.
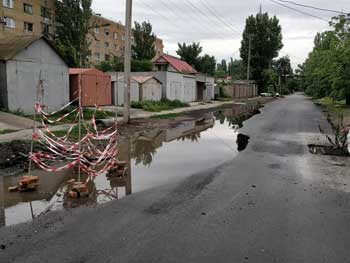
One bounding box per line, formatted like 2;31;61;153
0;104;258;227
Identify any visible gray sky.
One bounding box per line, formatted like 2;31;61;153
92;0;349;68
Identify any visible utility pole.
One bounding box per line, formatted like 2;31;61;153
123;0;132;123
247;34;252;81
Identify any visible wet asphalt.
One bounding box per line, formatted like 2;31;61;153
1;93;350;263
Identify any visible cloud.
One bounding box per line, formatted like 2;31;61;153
92;0;348;68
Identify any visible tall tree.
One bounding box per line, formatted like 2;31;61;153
240;12;283;91
228;58;245;79
300;14;350;105
54;0;93;67
132;21;156;60
176;42;203;70
220;59;227;72
198;54;216;76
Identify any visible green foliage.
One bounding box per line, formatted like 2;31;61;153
131;99;189;112
228;58;245;79
0;129;17;134
176;42;203;70
96;57;153;72
198;54;216;76
150;113;181;119
176;42;218;75
132;21;156;60
214;69;227;78
217;59;227;72
240;12;283;92
54;0;93;67
299;14;350;105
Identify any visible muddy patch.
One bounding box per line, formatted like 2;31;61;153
252;141;304;156
308;144;350;157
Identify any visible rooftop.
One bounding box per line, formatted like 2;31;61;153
154;54;197;75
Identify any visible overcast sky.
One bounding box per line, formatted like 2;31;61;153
92;0;349;68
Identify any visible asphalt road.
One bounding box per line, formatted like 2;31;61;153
1;94;350;263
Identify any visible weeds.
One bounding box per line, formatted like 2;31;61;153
319;114;349;155
131;99;189;112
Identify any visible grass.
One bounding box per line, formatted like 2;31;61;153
315;97;350;126
50;123;93;141
0;129;18;134
150;113;181;119
131;99;189;112
8;106;116;125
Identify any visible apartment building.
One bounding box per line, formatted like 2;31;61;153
88;14;164;65
0;1;164;65
0;0;55;37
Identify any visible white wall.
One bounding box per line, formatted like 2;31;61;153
115;80;139;106
5;39;69;114
166;72;196;102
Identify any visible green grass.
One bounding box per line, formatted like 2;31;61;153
0;129;18;134
315;97;350;126
19;107;116;125
50;123;93;141
131;99;189;112
150;113;181;119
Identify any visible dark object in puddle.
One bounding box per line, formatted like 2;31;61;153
308;144;349;157
236;134;250;152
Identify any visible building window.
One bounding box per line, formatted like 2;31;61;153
113;32;118;39
2;0;13;8
95;41;100;48
94;27;99;34
104;42;109;48
104;29;109;36
24;22;33;32
23;3;33;14
41;6;51;19
114;44;118;49
94;52;100;60
122;34;125;41
105;54;110;61
4;17;15;28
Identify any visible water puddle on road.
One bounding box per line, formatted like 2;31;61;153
0;104;258;227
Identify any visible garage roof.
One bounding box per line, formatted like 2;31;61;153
0;35;65;62
154;54;197;74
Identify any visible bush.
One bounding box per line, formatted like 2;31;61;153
131;99;189;112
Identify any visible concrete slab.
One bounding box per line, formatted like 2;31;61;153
0;111;39;131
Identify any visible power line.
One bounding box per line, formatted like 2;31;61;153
197;0;240;34
274;0;346;14
268;0;330;22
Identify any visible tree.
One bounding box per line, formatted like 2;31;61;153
198;54;216;76
220;59;227;72
228;58;245;79
132;21;156;60
240;12;283;92
54;0;93;67
96;57;153;72
176;42;203;70
299;14;350;105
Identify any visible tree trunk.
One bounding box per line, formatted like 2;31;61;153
346;94;350;106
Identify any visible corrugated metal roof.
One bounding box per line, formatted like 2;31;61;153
0;35;42;60
117;75;162;84
154;54;197;74
69;68;108;76
0;35;64;62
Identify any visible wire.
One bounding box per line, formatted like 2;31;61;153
268;0;330;22
274;0;346;14
197;0;241;34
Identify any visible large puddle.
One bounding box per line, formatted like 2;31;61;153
0;104;258;227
